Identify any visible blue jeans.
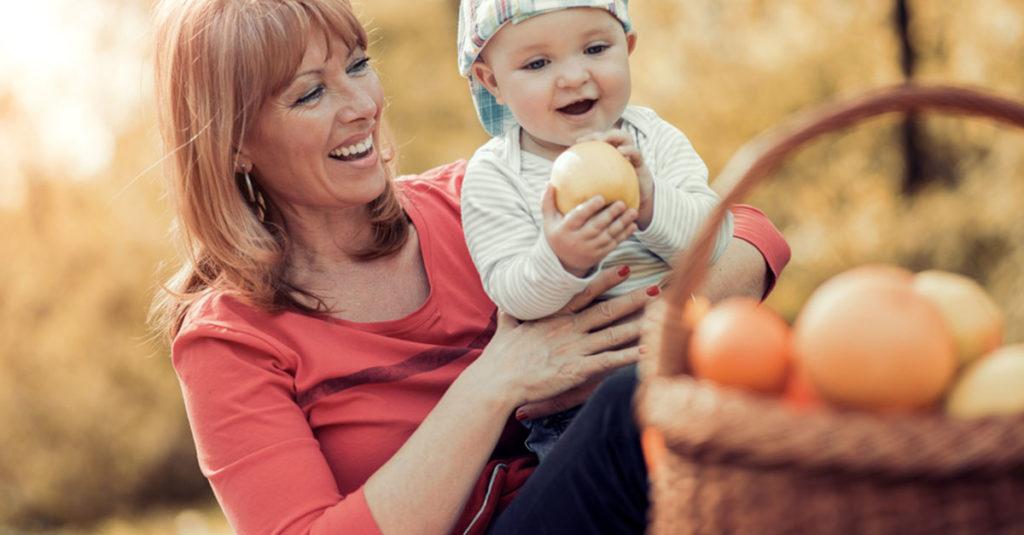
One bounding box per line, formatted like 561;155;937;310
522;405;581;462
488;365;648;534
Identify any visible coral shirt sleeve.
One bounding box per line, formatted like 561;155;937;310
173;322;382;535
730;204;792;298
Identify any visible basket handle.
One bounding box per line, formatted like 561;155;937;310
655;83;1024;377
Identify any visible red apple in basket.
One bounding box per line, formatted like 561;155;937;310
688;297;792;395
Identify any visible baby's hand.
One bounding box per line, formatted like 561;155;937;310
577;130;654;229
541;185;638;278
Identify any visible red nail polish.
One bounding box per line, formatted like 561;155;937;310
515;409;528;422
638;345;648;354
618;266;630;277
646;286;661;297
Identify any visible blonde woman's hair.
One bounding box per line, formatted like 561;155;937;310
151;0;408;339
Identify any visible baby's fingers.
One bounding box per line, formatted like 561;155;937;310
560;195;608;231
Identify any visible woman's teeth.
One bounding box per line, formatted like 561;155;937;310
329;136;374;161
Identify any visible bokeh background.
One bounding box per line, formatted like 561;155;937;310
1;0;1022;533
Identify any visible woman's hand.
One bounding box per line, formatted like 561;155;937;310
473;266;655;419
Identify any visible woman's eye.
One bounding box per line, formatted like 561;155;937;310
523;58;548;70
294;85;324;106
347;56;372;75
585;44;609;55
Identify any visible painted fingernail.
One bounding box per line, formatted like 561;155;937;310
646;286;661;297
515;409;528;422
638;344;648;354
618;265;631;277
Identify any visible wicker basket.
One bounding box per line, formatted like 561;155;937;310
636;83;1024;534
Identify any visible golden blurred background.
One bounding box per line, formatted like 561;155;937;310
1;0;1022;533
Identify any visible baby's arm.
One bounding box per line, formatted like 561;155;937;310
625;115;732;264
462;156;596;320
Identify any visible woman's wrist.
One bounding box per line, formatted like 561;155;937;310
455;355;523;416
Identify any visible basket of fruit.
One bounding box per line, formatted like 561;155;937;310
636;83;1024;534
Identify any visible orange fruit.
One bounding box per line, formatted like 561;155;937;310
549;140;639;214
640;427;668;478
782;364;822;409
792;264;958;411
683;295;712;328
688;296;792;394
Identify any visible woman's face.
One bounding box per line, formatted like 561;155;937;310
242;29;386;218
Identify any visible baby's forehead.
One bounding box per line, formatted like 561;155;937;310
482;7;627;55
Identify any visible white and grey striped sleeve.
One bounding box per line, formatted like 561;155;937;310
632;113;733;265
461;154;592;320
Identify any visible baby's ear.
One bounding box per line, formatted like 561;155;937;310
472;61;505;105
626;30;638;55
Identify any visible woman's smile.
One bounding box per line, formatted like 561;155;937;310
329;132;376;165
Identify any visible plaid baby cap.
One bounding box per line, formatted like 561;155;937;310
457;0;631;136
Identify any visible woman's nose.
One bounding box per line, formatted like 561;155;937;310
335;86;378;123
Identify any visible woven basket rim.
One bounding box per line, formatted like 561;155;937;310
638;374;1024;478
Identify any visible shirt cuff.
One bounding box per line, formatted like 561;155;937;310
731;204;791;297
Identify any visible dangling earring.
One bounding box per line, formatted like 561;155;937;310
241;165;257;205
239;164;267;221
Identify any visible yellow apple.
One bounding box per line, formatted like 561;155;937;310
549;140;639;215
911;269;1004;367
945;344;1024;419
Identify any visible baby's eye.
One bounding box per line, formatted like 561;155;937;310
523;58;549;71
294;85;325;106
585;44;610;55
348;56;372;75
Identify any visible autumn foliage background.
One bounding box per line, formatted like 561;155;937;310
1;0;1023;532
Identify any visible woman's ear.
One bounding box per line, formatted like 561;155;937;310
626;30;638;55
472;61;505;105
234;145;253;174
234;160;253;174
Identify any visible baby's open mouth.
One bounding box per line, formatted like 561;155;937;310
558;99;596;115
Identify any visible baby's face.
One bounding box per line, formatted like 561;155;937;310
474;8;636;159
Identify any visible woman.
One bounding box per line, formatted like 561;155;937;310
150;1;789;534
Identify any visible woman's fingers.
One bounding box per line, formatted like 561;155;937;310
558;266;631;314
572;285;651;332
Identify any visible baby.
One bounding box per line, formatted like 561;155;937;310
457;0;733;460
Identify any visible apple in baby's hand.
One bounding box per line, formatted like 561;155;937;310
549;140;639;215
910;269;1004;367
